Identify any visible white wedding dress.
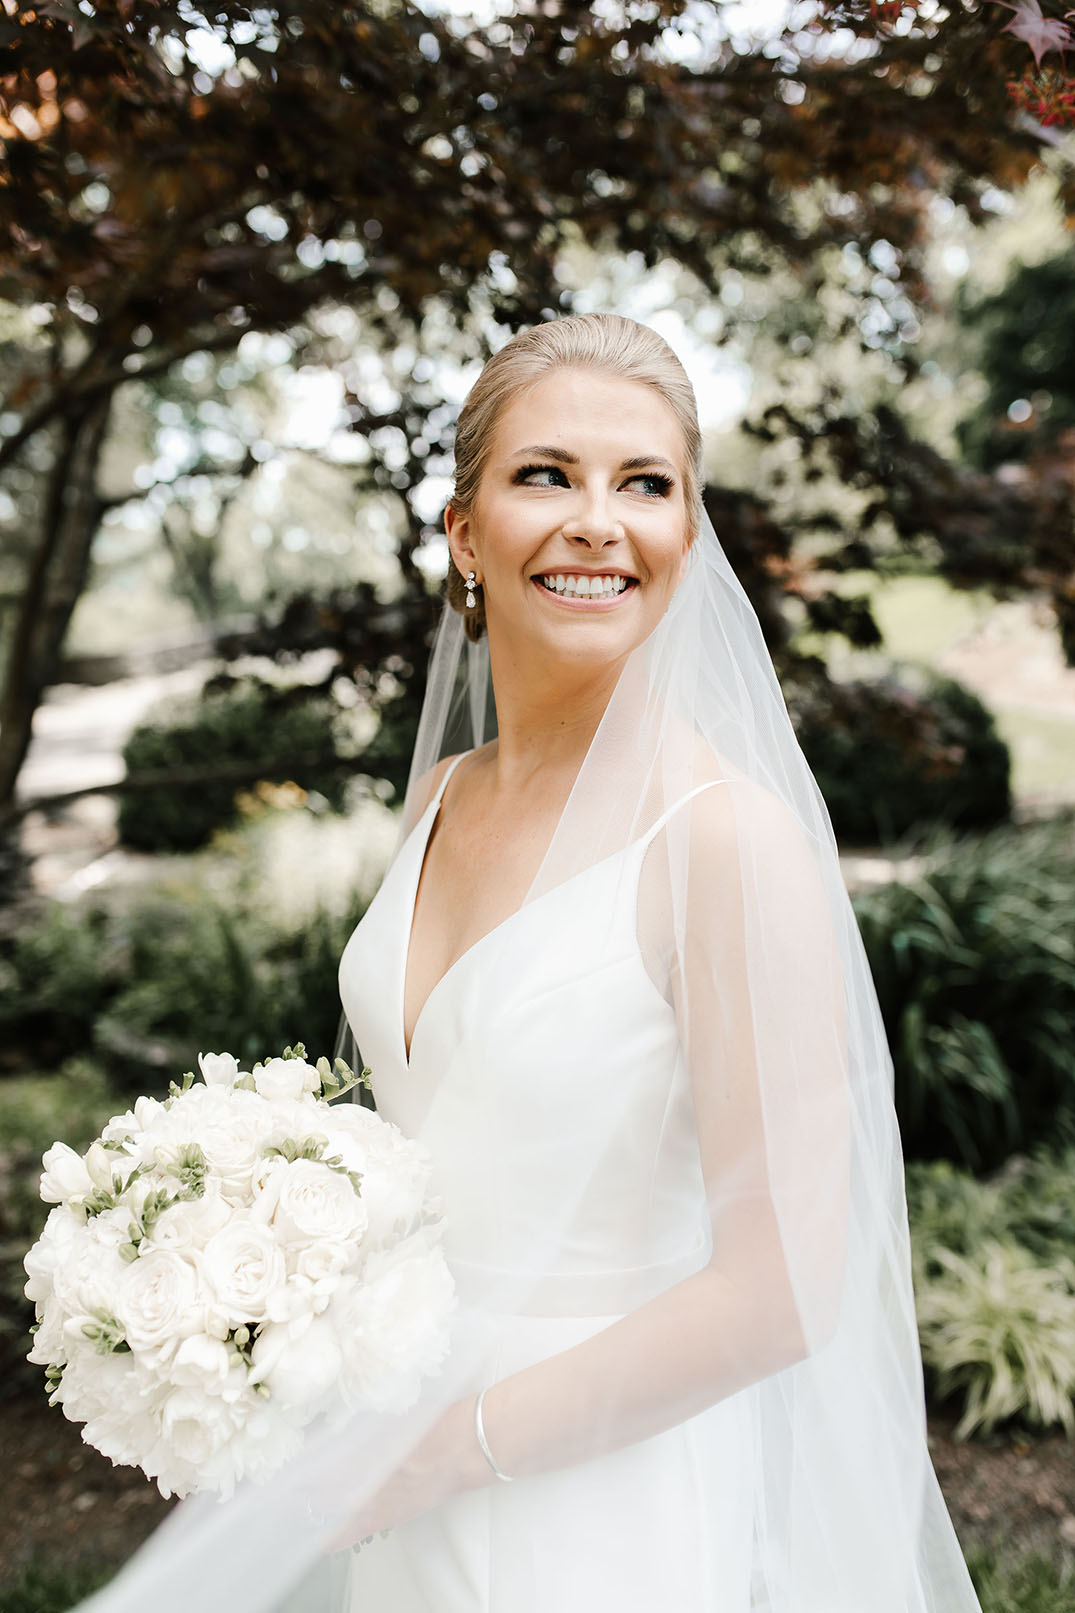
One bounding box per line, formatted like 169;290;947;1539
337;755;758;1613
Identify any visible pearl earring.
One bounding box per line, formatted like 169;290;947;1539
465;571;478;609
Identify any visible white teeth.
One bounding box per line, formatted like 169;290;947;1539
539;574;631;598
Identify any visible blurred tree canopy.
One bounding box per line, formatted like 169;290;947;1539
1;0;1074;815
957;247;1075;466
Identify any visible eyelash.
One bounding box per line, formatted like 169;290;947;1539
513;463;674;498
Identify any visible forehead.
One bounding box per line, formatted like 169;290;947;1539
488;367;687;465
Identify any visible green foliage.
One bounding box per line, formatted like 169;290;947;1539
90;891;365;1081
0;902;117;1060
792;669;1011;844
854;816;1075;1169
915;1239;1075;1439
957;250;1075;470
908;1149;1075;1437
968;1545;1075;1613
906;1158;1013;1271
0;1561;113;1613
1;876;367;1088
117;677;352;852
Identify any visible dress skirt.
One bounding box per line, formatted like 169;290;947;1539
346;1305;757;1613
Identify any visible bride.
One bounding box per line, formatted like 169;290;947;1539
78;313;982;1613
333;314;985;1611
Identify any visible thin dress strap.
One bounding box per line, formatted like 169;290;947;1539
428;750;470;813
636;779;729;854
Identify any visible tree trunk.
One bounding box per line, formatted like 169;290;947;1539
0;397;111;807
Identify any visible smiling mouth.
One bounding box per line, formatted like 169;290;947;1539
534;573;637;599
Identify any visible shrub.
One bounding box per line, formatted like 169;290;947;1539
905;1158;1011;1275
854;816;1075;1169
0;903;118;1062
907;1150;1075;1437
998;1146;1075;1266
0;1560;114;1613
791;668;1011;844
92;891;366;1083
1;879;368;1095
968;1546;1075;1613
915;1238;1075;1439
117;675;353;852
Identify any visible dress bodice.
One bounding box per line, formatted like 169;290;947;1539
337;759;712;1316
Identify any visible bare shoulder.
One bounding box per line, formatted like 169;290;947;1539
407;740;494;818
680;743;822;889
408;754;460;820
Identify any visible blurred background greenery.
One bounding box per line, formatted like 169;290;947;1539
2;1;1075;1607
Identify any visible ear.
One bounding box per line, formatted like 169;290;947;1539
445;503;480;582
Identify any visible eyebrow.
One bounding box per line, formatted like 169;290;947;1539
511;445;678;475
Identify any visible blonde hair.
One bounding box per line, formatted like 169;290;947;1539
446;314;703;640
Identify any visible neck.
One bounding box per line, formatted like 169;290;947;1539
483;632;625;789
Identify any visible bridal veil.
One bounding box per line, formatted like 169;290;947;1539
75;346;983;1613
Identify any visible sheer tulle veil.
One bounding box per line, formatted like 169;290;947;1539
77;333;983;1613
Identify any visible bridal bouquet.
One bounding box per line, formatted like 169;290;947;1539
23;1046;455;1500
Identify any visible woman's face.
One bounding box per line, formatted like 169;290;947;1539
445;367;693;670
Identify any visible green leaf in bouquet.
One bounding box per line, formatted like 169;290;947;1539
163;1142;208;1195
80;1310;130;1356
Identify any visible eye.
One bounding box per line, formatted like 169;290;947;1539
623;471;674;498
513;463;570;488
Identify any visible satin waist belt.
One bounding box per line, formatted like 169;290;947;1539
446;1237;709;1317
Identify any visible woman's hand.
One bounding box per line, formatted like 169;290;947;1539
330;1393;491;1550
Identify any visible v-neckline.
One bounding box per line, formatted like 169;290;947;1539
399;754;596;1069
399;753;498;1068
396;761;717;1069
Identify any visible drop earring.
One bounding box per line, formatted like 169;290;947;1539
465;571;478;609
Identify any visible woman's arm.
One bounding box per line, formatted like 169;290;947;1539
341;783;851;1539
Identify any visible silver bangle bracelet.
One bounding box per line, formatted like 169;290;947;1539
474;1385;515;1482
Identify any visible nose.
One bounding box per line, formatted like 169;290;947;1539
560;488;624;548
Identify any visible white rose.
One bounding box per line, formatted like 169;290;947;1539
100;1094;165;1151
24;1205;81;1301
159;1384;248;1465
252;1056;320;1103
50;1225;129;1322
39;1142;94;1206
150;1086;271;1200
352;1157;431;1248
250;1313;342;1410
334;1246;455;1413
265;1273;323;1325
257;1158;367;1250
198;1050;239;1087
115;1248;203;1353
57;1349;163;1464
295;1241;349;1286
201;1400;304;1495
262;1096;330;1145
147;1190;231;1253
201;1215;286;1324
171;1332;242;1394
27;1295;66;1365
322;1110;432;1247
